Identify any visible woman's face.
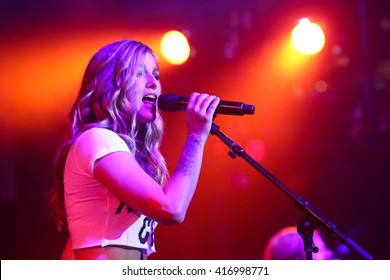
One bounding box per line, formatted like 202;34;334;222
132;52;161;128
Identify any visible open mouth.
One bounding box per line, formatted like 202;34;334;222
142;94;157;104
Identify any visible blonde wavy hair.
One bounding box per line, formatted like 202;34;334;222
49;40;168;231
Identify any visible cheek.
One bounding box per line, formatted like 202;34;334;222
122;93;140;117
156;81;162;91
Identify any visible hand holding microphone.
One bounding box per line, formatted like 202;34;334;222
184;93;220;141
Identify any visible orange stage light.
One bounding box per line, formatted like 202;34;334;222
291;18;325;55
160;30;190;65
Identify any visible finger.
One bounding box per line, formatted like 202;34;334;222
205;96;220;116
197;95;218;115
188;92;201;108
188;92;209;111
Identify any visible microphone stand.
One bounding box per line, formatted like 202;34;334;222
210;122;373;260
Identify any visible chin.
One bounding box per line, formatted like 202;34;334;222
138;115;157;125
137;107;157;124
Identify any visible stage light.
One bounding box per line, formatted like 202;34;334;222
291;18;325;55
160;30;190;65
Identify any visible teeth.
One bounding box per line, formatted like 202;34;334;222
143;94;157;102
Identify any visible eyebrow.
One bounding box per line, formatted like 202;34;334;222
138;64;159;71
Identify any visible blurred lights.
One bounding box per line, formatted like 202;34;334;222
314;80;328;93
333;55;350;67
291;18;325;55
292;84;304;96
380;16;390;31
245;139;265;162
160;30;190;65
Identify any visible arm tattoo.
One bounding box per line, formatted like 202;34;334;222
177;135;203;176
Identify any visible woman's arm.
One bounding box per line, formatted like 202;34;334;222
93;93;219;224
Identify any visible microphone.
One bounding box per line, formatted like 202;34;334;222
157;93;255;116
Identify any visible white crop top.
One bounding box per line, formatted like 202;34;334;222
64;128;157;256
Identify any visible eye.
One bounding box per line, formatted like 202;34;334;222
136;69;144;78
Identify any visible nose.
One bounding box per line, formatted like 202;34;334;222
145;72;157;89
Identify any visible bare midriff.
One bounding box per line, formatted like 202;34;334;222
74;245;147;260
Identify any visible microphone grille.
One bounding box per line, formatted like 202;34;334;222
157;94;180;112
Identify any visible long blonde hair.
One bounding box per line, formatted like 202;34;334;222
49;40;168;230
